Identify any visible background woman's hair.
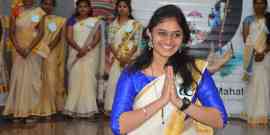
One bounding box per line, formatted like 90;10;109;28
40;0;57;7
73;0;93;17
0;20;2;43
115;0;134;19
261;0;270;45
129;5;200;88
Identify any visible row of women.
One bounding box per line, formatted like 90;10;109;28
0;0;145;121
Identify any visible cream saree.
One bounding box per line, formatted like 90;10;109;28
64;17;101;117
33;15;66;116
129;60;213;135
3;7;46;118
105;19;143;111
243;17;270;125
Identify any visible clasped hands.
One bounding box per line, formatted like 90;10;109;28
160;66;183;110
254;50;265;62
77;46;92;58
16;46;32;58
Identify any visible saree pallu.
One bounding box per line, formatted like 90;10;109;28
32;15;66;116
105;19;143;111
33;15;66;58
3;7;45;118
0;16;10;93
129;60;213;135
243;17;270;125
64;17;101;117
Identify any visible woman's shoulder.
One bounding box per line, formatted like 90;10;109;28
67;16;77;26
89;16;101;22
121;68;144;78
243;15;255;25
0;16;9;28
121;68;154;82
129;19;143;26
34;7;46;15
119;68;155;93
194;59;208;72
191;59;208;81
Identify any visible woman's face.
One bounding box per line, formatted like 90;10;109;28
41;0;54;14
77;1;91;16
23;0;34;7
150;17;183;59
117;1;129;17
254;0;266;16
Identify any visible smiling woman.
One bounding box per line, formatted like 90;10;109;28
104;0;144;114
64;0;102;118
3;0;46;122
111;4;228;135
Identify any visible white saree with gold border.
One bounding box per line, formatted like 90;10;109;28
129;60;214;135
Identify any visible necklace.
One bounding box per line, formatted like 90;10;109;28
150;65;165;125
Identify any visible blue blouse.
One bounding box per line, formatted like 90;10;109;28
67;16;77;26
111;69;228;135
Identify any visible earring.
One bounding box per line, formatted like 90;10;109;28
178;48;182;54
148;40;153;50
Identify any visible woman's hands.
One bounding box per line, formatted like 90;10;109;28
76;47;89;58
254;52;265;62
77;45;94;58
160;66;183;109
15;46;31;58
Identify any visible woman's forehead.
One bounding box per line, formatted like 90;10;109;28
155;17;180;29
254;0;265;4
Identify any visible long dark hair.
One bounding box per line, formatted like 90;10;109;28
115;0;134;19
73;0;93;17
266;13;270;45
0;20;2;43
40;0;56;6
257;0;270;45
129;5;198;88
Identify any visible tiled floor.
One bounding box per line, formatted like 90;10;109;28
0;117;269;135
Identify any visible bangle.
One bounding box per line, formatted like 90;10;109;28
142;107;148;117
180;97;191;111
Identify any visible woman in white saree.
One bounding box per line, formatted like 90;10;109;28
104;0;143;113
111;5;228;135
242;0;270;127
64;0;101;118
3;0;46;121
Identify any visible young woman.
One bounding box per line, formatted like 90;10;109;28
64;0;101;118
104;0;143;113
30;0;66;117
242;0;270;127
3;0;46;121
111;5;227;135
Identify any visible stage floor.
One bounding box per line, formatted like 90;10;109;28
0;116;269;135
